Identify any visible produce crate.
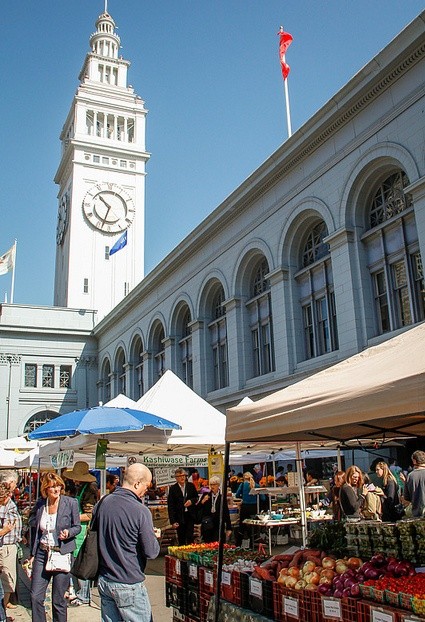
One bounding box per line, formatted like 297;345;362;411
304;589;322;622
172;606;186;622
320;595;357;622
248;576;274;619
220;569;241;606
357;600;401;622
166;583;185;614
412;596;425;618
199;593;212;622
371;587;386;604
239;572;251;610
273;583;302;621
359;584;374;600
399;593;414;611
185;585;200;621
385;591;401;608
199;567;216;597
166;554;184;586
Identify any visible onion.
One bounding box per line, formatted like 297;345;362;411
344;578;356;589
347;557;363;570
318;584;331;595
333;589;343;599
322;557;336;569
350;583;360;597
342;587;352;598
370;554;385;567
364;567;379;580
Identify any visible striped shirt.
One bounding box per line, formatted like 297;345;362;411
0;497;22;545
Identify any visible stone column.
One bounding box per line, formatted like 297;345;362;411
189;319;204;395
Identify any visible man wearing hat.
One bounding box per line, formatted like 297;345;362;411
63;461;98;606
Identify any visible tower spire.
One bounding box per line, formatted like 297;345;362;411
104;0;108;14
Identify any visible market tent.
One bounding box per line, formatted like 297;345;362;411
226;323;425;444
36;371;226;459
0;448;23;467
135;369;227;450
104;394;137;408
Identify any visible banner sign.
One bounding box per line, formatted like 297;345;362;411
50;450;74;470
132;455;209;468
95;439;108;469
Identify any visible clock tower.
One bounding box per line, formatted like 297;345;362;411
54;9;149;320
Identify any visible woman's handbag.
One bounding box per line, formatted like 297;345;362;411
45;549;72;573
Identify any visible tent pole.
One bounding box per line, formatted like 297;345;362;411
214;441;230;622
337;446;342;471
296;443;307;547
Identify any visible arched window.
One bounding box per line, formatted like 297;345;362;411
363;170;424;334
208;287;228;390
102;359;112;403
24;410;58;435
246;258;275;377
153;325;166;381
296;221;338;360
130;335;144;400
179;309;193;388
116;349;126;396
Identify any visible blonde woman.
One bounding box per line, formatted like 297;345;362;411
235;472;259;545
340;466;369;519
375;462;400;521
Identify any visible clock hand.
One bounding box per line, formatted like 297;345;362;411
98;195;113;226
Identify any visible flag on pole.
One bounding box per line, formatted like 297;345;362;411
278;28;293;80
0;244;16;276
109;230;127;256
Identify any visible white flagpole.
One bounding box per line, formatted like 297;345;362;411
283;65;292;138
10;240;16;304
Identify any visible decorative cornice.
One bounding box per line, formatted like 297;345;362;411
0;354;21;365
267;267;290;286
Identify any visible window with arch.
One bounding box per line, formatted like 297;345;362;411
153;325;166;381
208;287;228;390
102;359;112;403
296;221;338;360
246;257;275;377
130;336;144;400
24;410;58;435
178;309;193;388
116;350;126;396
363;170;424;334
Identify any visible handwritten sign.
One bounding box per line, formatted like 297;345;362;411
283;596;299;618
322;597;342;620
371;607;396;622
249;577;263;598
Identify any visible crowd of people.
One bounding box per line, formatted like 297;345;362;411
0;451;422;622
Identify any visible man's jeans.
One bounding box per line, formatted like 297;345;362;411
98;576;152;622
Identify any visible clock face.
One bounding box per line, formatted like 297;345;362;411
82;182;135;233
56;193;69;245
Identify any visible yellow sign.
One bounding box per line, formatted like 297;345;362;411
208;451;224;481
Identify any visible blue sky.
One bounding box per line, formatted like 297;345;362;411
1;1;423;306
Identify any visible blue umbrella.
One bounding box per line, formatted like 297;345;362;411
28;406;181;440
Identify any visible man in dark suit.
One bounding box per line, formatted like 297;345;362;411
167;468;199;545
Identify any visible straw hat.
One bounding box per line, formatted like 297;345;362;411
62;461;96;483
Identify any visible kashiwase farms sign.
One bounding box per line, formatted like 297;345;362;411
129;455;209;468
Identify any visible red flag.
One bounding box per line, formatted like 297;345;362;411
278;28;293;80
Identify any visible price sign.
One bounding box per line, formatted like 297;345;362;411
221;571;231;586
371;607;395;622
399;616;423;622
204;570;214;587
189;564;197;579
249;577;263;598
283;596;299;618
175;559;181;575
322;597;342;620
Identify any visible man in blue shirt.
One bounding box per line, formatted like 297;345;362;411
94;463;160;622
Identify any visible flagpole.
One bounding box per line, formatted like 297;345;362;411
10;240;16;304
283;63;292;138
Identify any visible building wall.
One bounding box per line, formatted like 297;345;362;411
94;14;425;411
0;305;98;438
